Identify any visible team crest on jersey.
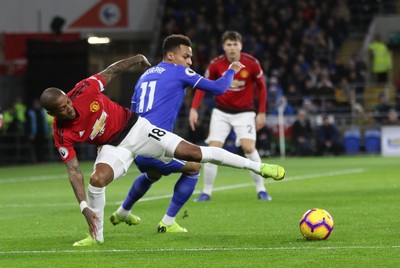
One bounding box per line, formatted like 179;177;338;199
185;68;196;76
90;101;100;112
58;147;69;159
240;70;249;78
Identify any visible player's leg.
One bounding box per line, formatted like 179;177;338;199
110;170;155;226
171;140;284;180
240;138;271;200
126;117;284;180
110;155;199;232
73;145;134;246
195;140;223;201
110;156;167;226
196;109;231;201
232;112;271;200
158;161;200;233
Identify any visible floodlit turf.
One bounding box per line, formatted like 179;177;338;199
0;156;399;267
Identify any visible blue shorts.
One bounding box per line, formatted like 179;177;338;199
134;156;186;176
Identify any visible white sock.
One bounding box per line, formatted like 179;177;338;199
199;146;261;173
202;163;218;196
116;205;130;218
161;214;175;225
245;150;266;193
88;184;106;242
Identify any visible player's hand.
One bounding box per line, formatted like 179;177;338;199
189;108;198;131
82;207;100;239
228;61;245;74
255;113;266;131
137;54;151;69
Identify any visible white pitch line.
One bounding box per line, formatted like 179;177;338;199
0;168;365;209
0;245;399;255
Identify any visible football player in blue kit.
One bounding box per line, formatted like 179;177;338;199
109;34;284;232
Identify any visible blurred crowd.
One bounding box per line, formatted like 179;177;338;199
161;0;367;116
0;98;54;163
161;0;400;156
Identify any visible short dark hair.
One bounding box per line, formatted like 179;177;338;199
162;34;191;57
221;31;242;44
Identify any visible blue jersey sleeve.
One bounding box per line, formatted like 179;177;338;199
195;69;235;95
176;66;234;95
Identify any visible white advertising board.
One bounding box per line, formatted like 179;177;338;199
381;126;400;156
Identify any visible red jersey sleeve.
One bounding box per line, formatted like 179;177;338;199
252;60;267;113
90;74;106;92
53;120;77;163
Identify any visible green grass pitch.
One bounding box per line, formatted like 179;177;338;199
0;156;399;267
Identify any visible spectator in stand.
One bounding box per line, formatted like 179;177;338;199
302;97;318;116
267;76;284;114
25;99;50;163
316;115;341;155
0;106;3;130
316;70;336;113
13;97;27;127
270;96;295;116
2;105;24;137
292;109;314;156
297;54;311;76
285;83;303;109
335;77;354;113
382;108;400;125
373;93;393;124
301;78;317;101
368;33;392;84
395;89;400;113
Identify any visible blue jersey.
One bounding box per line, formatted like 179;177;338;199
132;61;234;131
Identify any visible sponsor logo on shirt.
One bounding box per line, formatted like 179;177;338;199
79;130;85;137
58;147;69;159
90;110;108;140
230;79;246;91
90;101;100;112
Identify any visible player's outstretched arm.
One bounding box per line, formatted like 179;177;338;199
65;157;99;238
195;61;245;95
99;54;151;84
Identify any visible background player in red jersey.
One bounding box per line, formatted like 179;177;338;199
40;54;285;247
189;31;271;201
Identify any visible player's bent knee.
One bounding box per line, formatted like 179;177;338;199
174;141;202;162
90;167;113;187
182;162;201;174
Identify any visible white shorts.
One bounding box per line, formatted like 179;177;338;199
95;117;183;179
206;108;256;147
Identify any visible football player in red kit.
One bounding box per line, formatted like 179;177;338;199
189;31;271;201
40;54;284;246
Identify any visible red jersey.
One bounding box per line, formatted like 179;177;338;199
53;74;134;163
191;52;267;113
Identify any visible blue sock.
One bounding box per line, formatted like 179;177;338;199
166;173;199;217
122;173;154;210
